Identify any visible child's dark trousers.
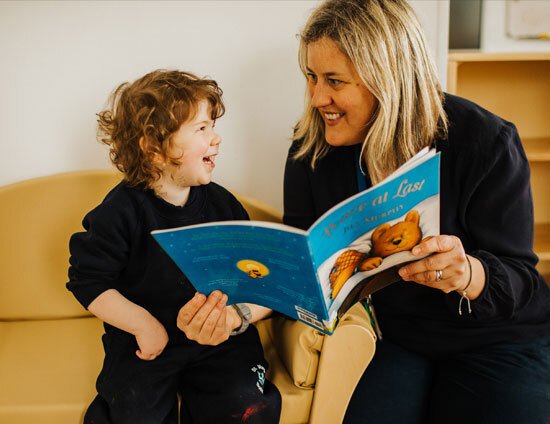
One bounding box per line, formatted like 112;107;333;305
84;326;281;424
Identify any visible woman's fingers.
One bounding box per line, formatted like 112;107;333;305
197;293;227;339
209;306;229;343
189;291;222;326
399;250;453;278
411;235;461;256
178;291;232;345
399;235;468;293
177;292;207;328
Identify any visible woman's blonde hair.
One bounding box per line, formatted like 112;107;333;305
98;70;224;188
294;0;447;183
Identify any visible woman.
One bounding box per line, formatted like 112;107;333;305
283;1;550;423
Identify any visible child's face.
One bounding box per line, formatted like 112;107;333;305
163;100;221;188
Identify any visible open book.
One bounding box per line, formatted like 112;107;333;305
152;148;440;334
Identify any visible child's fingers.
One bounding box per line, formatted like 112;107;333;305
136;349;152;360
135;348;163;361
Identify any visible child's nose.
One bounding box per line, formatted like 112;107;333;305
211;133;221;146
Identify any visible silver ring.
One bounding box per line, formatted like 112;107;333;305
435;269;443;282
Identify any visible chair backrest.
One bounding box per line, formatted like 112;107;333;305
236;194;282;223
0;170;282;320
0;170;122;320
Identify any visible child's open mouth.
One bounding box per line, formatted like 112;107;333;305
203;155;216;168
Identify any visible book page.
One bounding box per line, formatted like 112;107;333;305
152;223;329;327
306;152;440;319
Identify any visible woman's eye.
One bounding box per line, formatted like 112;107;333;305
328;78;343;86
307;73;317;83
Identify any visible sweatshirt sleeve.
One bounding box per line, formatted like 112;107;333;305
446;123;544;321
66;194;136;309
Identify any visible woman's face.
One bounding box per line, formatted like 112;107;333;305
306;37;377;147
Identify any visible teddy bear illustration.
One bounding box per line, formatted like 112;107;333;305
329;210;426;299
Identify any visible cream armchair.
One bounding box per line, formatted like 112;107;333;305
0;170;376;424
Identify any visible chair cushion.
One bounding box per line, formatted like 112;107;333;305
0;317;104;424
0;316;316;424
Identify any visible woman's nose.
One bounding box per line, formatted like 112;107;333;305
310;82;332;108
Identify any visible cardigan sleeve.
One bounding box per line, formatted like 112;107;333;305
283;142;316;231
446;123;544;321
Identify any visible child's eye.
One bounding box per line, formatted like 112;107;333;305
199;126;206;131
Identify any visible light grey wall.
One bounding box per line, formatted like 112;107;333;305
0;0;448;210
481;0;550;52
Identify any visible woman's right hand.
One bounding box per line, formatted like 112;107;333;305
133;314;169;361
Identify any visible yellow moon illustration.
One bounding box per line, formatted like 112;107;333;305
236;259;270;279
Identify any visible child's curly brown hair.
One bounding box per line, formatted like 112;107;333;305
97;69;225;188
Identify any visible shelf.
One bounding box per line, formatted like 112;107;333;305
535;223;550;261
524;138;550;162
446;56;550;140
449;51;550;63
447;52;550;281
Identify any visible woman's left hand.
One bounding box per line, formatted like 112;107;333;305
176;291;240;346
398;235;472;294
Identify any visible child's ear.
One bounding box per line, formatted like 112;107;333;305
139;136;165;167
138;136;152;155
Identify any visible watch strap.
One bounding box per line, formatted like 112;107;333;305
230;303;251;336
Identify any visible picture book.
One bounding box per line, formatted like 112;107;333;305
151;147;440;334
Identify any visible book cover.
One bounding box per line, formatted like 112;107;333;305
152;148;440;334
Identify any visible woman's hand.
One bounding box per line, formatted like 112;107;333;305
177;291;241;346
133;314;169;361
398;235;485;299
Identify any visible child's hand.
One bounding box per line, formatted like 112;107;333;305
133;314;169;361
177;291;240;346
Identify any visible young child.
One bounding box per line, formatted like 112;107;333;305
67;70;281;424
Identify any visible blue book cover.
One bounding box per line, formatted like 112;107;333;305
152;148;440;334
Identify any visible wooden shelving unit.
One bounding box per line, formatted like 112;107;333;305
448;52;550;281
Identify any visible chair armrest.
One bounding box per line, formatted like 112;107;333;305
309;302;377;424
256;316;322;424
256;316;324;388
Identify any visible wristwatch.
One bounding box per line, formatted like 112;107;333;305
230;303;252;336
